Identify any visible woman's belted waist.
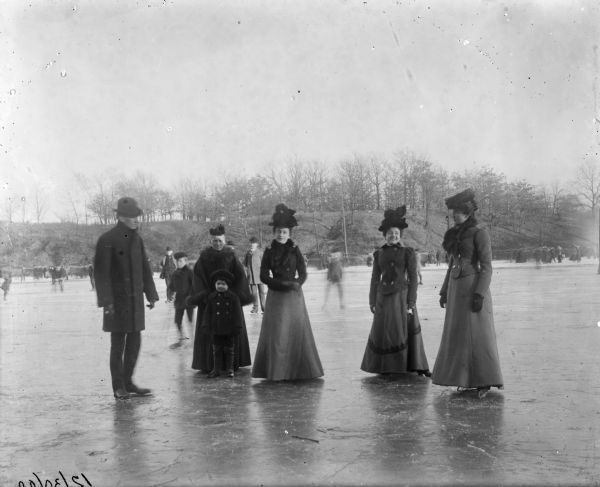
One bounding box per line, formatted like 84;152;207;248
378;279;406;295
450;258;480;279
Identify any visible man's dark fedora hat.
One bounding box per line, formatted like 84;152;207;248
114;197;143;218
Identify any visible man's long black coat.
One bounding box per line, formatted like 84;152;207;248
94;221;159;332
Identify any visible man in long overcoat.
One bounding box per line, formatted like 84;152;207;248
94;196;159;400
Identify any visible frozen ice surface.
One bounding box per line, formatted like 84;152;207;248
1;261;599;486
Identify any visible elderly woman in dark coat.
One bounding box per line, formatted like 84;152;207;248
432;189;503;398
252;204;323;381
190;224;253;374
360;206;431;375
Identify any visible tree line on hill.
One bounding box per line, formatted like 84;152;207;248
3;152;599;239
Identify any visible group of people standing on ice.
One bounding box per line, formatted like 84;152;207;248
360;187;502;398
94;188;503;400
185;203;323;381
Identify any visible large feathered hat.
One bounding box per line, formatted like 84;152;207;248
445;188;478;213
209;224;226;236
269;203;298;228
378;206;408;234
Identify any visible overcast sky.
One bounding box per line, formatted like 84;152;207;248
1;0;599;221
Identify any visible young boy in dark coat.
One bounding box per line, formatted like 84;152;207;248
197;269;243;378
167;252;195;343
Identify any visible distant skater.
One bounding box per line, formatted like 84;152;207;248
88;264;95;291
57;266;67;292
323;251;344;309
0;272;11;300
415;249;423;285
168;251;195;345
160;247;177;302
244;236;266;314
433;189;503;398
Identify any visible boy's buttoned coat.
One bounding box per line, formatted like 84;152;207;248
94;221;159;333
201;290;243;336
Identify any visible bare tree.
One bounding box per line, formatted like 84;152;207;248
115;171;160;222
548;181;564;217
339;156;373;222
174;178;206;221
85;170;121;224
412;159;436;226
20;195;27;223
367;154;387;210
392;150;419;208
305;161;329;213
33;184;48;223
574;159;600;214
155;189;176;221
4;195;16;223
382;161;403;208
287;160;311;210
267;167;287;203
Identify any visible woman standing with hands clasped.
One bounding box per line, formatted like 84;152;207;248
252;203;323;381
432;189;503;398
360;206;431;376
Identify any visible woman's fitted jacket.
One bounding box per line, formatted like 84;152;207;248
440;222;492;298
260;239;307;291
369;244;417;309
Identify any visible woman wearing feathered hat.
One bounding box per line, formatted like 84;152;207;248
432;189;503;398
189;223;253;375
252;204;323;380
360;206;431;376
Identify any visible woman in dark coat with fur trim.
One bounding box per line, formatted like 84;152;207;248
360;206;431;375
252;204;323;381
190;224;253;373
432;189;503;398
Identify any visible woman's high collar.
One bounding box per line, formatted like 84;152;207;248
271;239;295;248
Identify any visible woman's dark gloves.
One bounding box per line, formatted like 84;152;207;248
439;294;447;308
267;279;300;291
471;293;484;312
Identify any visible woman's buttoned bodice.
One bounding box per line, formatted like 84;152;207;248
369;245;417;308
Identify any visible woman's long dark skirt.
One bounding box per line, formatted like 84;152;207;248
361;289;429;374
